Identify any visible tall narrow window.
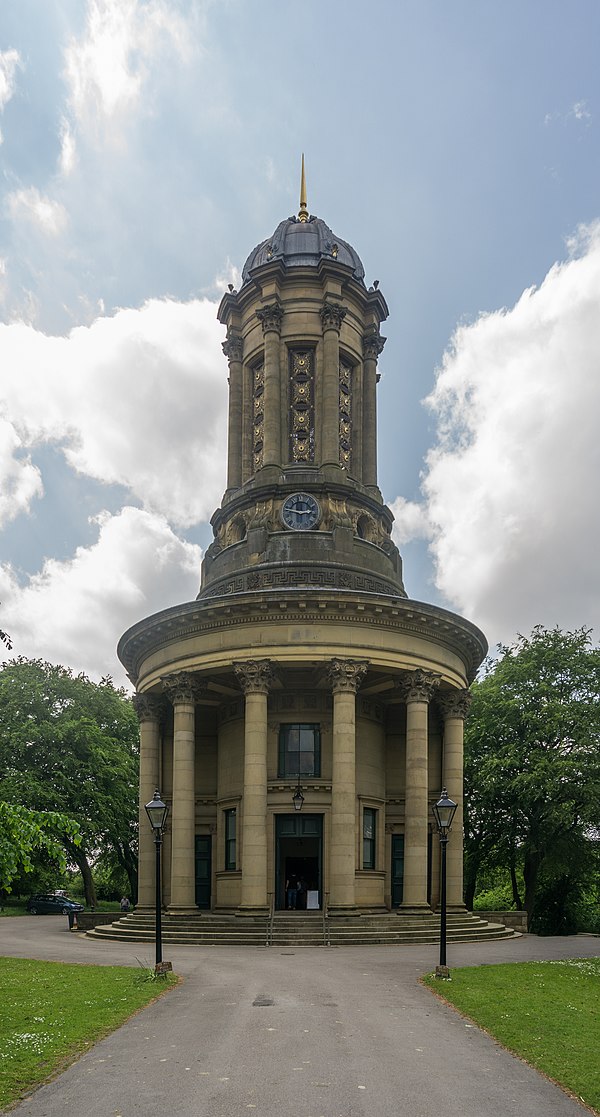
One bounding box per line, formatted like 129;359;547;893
289;349;315;462
224;808;236;870
363;807;376;870
278;724;321;778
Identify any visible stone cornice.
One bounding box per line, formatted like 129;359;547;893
118;593;487;688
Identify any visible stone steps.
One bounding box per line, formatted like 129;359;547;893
87;910;517;947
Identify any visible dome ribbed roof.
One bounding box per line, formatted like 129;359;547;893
241;215;365;285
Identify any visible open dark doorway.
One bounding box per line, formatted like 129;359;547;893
275;814;322;910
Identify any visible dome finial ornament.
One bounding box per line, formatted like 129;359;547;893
298;153;309;223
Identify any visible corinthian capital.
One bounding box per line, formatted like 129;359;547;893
320;301;347;332
162;671;207;705
362;330;386;361
438;688;472;721
133;693;166;723
234;659;276;695
399;669;441;704
256;302;284;335
222;332;243;362
327;658;368;694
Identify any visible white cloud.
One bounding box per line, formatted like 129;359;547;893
6;187;68;236
0;297;228;527
0;419;43;526
63;0;193;136
389;496;432;546
0;506;202;685
59;118;77;177
0;48;21;113
397;222;600;647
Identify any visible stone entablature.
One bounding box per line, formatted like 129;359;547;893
117;591;487;693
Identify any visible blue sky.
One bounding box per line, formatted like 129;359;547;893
1;0;599;685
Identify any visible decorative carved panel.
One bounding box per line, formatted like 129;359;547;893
252;360;264;471
288;349;314;463
339;358;353;468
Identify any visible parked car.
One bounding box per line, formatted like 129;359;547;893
26;894;85;915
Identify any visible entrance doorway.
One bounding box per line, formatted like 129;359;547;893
275;814;322;910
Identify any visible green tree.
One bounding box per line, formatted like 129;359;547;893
0;802;80;896
0;659;139;906
464;626;600;930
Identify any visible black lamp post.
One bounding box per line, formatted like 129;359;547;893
144;788;169;968
432;787;457;978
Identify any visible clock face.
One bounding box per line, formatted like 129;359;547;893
281;492;320;531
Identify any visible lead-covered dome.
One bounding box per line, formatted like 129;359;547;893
241;214;365;285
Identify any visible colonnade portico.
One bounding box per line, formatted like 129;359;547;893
133;658;473;918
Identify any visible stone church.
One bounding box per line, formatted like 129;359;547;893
120;167;488;926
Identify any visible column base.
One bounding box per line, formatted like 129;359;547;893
398;903;433;916
235;907;270;918
167;906;199;916
447;903;468;914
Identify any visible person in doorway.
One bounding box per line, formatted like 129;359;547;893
297;877;307;910
286;875;298;910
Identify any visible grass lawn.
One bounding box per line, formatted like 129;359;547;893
0;957;178;1109
423;957;600;1113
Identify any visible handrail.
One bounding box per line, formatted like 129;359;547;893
323;891;330;946
267;891;274;947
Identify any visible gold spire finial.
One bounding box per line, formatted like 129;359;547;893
298;153;309;222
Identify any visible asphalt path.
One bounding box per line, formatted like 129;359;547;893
1;917;598;1117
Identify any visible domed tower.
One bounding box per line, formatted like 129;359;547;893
119;164;487;927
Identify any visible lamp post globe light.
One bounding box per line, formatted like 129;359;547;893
432;788;457;978
144;789;169;971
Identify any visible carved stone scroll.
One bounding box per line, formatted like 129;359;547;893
162;672;208;706
256;302;284;335
399;669;441;704
362;330;386;361
234;659;276;695
438;688;472;721
320;301;347;332
327;658;368;695
133;693;165;723
222;332;243;362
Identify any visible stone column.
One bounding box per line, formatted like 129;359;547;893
327;658;368;913
163;671;205;913
362;329;385;488
439;689;472;911
133;694;164;911
222;331;244;490
234;660;275;914
256;302;283;466
400;669;440;912
320;301;347;465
